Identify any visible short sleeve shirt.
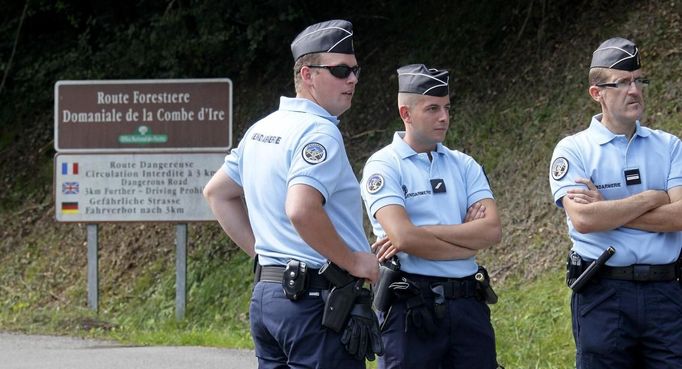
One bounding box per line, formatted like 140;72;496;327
223;97;370;268
361;132;494;278
549;115;682;265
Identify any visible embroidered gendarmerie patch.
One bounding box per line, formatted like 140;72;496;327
366;174;385;194
302;142;327;164
551;157;569;180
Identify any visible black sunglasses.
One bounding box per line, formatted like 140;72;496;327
307;64;361;79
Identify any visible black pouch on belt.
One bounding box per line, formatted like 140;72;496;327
282;259;308;300
566;251;583;288
475;266;498;304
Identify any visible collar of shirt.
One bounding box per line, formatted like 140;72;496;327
392;131;446;159
279;96;340;125
589;114;651;145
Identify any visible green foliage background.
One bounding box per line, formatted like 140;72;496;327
1;0;681;367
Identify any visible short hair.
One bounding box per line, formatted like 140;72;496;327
293;53;321;93
589;67;612;86
397;92;421;109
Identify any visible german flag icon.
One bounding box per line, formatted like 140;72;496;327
61;202;79;214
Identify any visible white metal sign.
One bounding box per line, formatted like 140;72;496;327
54;153;225;222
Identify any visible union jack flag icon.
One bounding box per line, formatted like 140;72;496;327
62;182;79;195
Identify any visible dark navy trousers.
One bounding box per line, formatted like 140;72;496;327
572;279;682;368
249;281;365;369
378;296;497;369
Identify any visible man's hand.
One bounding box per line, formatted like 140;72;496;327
464;201;486;222
371;237;398;262
371;200;493;261
348;252;380;284
566;178;605;204
562;177;670;233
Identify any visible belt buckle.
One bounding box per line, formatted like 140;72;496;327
632;265;651;281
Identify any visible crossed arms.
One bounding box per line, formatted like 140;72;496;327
562;178;682;233
372;198;502;261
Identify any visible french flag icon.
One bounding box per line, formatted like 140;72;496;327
61;162;79;175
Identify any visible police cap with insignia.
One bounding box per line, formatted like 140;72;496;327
397;64;449;97
590;37;641;71
291;20;354;61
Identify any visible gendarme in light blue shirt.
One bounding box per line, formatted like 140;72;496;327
549;114;682;265
223;97;370;268
361;132;494;278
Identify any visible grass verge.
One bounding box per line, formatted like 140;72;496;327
493;268;574;369
2;259;576;367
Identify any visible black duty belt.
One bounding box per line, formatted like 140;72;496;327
256;265;331;290
598;262;677;282
402;272;479;299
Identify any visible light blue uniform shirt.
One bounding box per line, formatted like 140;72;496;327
361;132;494;278
223;97;370;268
549;114;682;265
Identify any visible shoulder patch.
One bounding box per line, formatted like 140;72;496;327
366;174;385;194
551;157;569;180
302;142;327;164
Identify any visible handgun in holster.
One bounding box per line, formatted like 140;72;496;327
372;256;401;312
474;266;498;304
318;261;363;332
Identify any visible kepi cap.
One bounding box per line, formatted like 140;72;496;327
291;20;354;61
590;37;641;71
397;64;449;97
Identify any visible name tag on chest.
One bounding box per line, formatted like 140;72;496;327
624;169;641;186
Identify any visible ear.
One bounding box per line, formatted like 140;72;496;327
300;65;314;85
398;105;411;123
588;85;602;102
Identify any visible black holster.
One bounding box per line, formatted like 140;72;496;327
319;261;362;332
372;257;401;312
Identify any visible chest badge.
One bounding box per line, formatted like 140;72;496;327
430;179;446;193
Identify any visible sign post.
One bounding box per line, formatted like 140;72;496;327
87;224;98;311
176;224;187;320
54;79;232;319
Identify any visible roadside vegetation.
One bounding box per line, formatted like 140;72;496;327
1;1;680;368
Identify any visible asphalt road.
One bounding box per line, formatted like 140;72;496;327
0;332;257;369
